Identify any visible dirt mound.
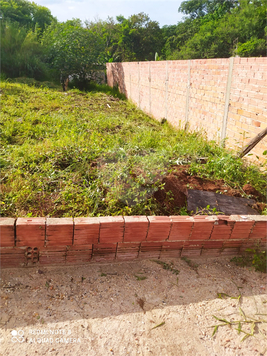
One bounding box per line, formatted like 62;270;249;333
242;183;265;200
153;165;266;214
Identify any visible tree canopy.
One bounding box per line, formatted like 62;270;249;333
0;0;266;85
42;20;105;86
0;0;55;32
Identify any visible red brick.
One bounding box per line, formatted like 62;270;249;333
116;242;140;261
139;241;162;259
249;220;267;239
230;221;254;239
202;240;224;249
123;216;148;242
202;249;221;257
211;225;233;239
184;241;203;249
223;240;245;248
74;217;99;245
221;248;240;256
39;253;66;265
46;218;73;246
190;230;212;240
160;249;182;259
67;244;92;251
160;241;183;258
0;218;15;247
181;249;202;257
16;217;45;247
66;247;92;264
25;246;39;265
99;216;124;243
140;242;162;250
210;217;235;239
161;241;184;249
39;246;67;265
91;243;117;262
190;217;214;240
169;216;193;240
0;247;27;267
146;216;171;241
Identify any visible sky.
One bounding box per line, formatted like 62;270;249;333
35;0;185;27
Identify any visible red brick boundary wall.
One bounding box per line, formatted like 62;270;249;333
1;216;266;268
106;58;267;163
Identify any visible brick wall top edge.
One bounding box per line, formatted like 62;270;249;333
17;217;46;225
46;218;73;225
107;58;266;68
229;215;267;222
147;216;171;223
74;217;100;224
98;216;124;223
124;216;149;222
115;58;237;65
0;218;15;225
1;215;265;224
170;216;194;222
2;215;266;220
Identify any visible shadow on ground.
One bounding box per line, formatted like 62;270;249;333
1;256;266;327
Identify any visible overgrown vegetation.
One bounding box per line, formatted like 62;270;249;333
0;82;266;217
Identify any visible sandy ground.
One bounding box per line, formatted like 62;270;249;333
0;256;266;356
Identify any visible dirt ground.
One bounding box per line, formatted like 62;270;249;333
0;256;266;356
154;165;266;214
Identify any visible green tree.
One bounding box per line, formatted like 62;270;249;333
170;0;266;59
115;13;164;61
163;18;201;59
85;17;120;62
1;21;48;79
178;0;238;19
42;20;105;88
86;13;164;62
0;0;55;32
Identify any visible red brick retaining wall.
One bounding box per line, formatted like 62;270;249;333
1;216;266;268
106;58;267;163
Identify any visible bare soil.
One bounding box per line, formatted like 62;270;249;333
0;256;266;356
154;165;266;214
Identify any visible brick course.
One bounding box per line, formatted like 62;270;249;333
0;215;266;267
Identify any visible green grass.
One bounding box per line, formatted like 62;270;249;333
0;81;266;217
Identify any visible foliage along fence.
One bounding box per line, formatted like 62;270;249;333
0;215;266;267
106;57;267;163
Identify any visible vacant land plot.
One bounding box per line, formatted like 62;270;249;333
1;82;266;217
0;256;266;356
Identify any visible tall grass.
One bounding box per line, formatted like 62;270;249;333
0;82;266;217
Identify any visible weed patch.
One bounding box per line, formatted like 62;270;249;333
231;248;267;273
181;257;199;273
150;260;180;275
211;295;267;342
134;274;147;281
